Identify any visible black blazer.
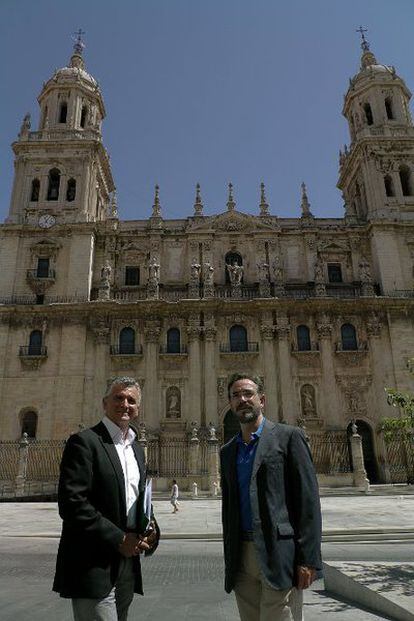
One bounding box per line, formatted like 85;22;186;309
220;419;322;593
53;421;158;599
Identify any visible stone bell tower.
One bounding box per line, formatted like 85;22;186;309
7;31;115;225
338;28;414;223
338;29;414;293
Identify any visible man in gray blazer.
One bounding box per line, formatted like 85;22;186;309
53;376;159;621
220;373;322;621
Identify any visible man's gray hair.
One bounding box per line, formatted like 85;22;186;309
104;376;141;404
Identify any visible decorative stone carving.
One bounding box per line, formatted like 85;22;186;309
336;375;372;415
275;316;291;339
217;377;227;400
260;324;274;340
316;314;332;338
90;315;110;344
366;312;382;337
144;320;161;343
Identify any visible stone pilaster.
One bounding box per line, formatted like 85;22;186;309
204;323;217;427
275;316;292;423
316;314;339;426
144;320;160;428
260;320;278;421
187;316;202;425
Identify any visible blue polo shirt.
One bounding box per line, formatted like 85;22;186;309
236;417;265;532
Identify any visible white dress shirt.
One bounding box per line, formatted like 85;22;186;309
102;416;140;529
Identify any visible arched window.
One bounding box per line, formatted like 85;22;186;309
59;102;68;124
341;323;357;351
385;97;394;120
66;178;76;202
21;411;38;439
119;327;135;354
28;330;43;356
30;178;40;202
297;325;311;351
80;105;88;128
363;103;373;126
167;328;181;353
229;324;247;352
225;251;243;285
384;175;395;197
47;168;60;201
399;165;412;196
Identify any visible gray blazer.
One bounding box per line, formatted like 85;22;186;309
220;419;322;592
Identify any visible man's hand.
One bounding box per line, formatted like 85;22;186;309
296;565;316;590
142;521;158;549
119;533;149;557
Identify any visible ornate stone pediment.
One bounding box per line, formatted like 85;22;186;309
30;238;61;260
188;211;278;233
317;240;349;254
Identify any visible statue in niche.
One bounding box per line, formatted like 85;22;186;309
348;393;360;413
227;260;244;286
272;255;284;282
203;261;214;284
359;256;372;283
301;385;317;418
148;256;160;284
100;261;112;285
166;386;181;419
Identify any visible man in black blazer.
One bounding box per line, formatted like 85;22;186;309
220;373;322;621
53;376;159;621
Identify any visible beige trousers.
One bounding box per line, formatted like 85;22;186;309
234;542;304;621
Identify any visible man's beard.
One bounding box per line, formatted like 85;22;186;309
234;405;261;425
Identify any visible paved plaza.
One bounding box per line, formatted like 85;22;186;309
1;494;414;620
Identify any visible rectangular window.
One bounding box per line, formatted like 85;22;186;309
125;266;140;286
36;258;50;278
327;264;342;283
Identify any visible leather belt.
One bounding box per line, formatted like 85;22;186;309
241;530;254;541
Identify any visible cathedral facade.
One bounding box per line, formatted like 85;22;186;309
1;35;414;488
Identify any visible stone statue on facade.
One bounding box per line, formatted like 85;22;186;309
98;261;112;300
301;385;317;418
190;260;201;282
227;260;243;286
257;260;269;283
203;261;214;285
359;256;372;283
148;256;160;284
272;255;284;283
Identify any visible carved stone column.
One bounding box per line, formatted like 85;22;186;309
260;320;278;421
207;424;220;493
144;320;160;428
204;321;217;428
316;314;338;426
188;423;200;475
15;433;29;497
275;316;293;423
350;424;370;492
187;316;202;425
366;313;388;480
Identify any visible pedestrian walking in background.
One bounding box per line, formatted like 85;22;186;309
170;479;179;513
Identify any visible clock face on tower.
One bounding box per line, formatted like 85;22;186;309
38;214;56;229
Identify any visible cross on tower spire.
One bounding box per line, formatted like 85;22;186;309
72;28;86;55
356;25;369;52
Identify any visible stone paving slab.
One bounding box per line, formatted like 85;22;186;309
325;561;414;621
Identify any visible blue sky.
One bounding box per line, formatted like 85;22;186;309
1;0;414;222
